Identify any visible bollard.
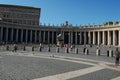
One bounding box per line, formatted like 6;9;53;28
75;48;78;54
96;49;100;56
48;46;50;52
65;48;69;53
56;47;59;53
14;46;17;52
83;48;86;54
69;48;71;52
39;47;42;52
85;48;89;55
107;50;109;57
23;45;26;51
6;45;9;51
32;46;34;51
109;50;113;57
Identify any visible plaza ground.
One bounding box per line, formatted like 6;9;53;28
0;45;120;80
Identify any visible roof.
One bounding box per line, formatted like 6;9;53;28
0;4;40;10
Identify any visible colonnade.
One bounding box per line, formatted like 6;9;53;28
0;27;57;44
0;26;120;46
62;30;119;46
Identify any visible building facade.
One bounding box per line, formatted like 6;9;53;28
0;4;120;46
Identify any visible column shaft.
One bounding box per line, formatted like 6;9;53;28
76;32;78;44
102;31;105;45
84;32;86;45
71;31;73;44
26;29;28;43
69;31;71;44
6;28;8;41
52;31;54;44
16;29;18;43
35;30;37;43
11;28;13;42
108;31;110;45
80;32;82;44
119;30;120;46
88;32;91;44
62;31;64;44
21;29;23;42
113;30;115;46
98;31;100;45
48;31;50;44
0;27;3;42
93;31;95;44
39;31;41;43
30;30;32;43
43;31;45;43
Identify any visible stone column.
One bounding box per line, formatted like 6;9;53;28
52;31;54;44
115;31;117;45
39;31;41;43
113;30;115;46
110;31;112;45
119;30;120;46
84;32;86;45
6;28;8;41
62;31;64;44
26;29;28;43
30;30;32;43
21;29;23;42
43;31;46;43
93;31;95;44
48;31;50;44
76;32;78;44
35;30;37;43
88;31;91;44
16;29;18;43
71;31;73;44
80;32;82;44
108;31;110;45
69;31;71;44
98;31;100;45
11;28;14;42
0;27;3;42
102;31;105;45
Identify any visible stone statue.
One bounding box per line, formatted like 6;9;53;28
56;34;63;47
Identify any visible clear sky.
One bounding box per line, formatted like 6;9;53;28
0;0;120;26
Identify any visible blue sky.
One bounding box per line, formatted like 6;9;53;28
0;0;120;26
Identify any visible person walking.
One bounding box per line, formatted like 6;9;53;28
115;47;120;66
13;43;17;52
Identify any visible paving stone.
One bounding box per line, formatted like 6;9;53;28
0;55;91;80
68;69;120;80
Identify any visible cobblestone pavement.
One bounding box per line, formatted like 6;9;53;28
0;45;120;80
68;69;120;80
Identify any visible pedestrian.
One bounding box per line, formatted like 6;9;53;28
70;45;73;51
83;45;86;53
66;44;69;53
13;43;17;52
115;47;120;66
40;43;42;47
